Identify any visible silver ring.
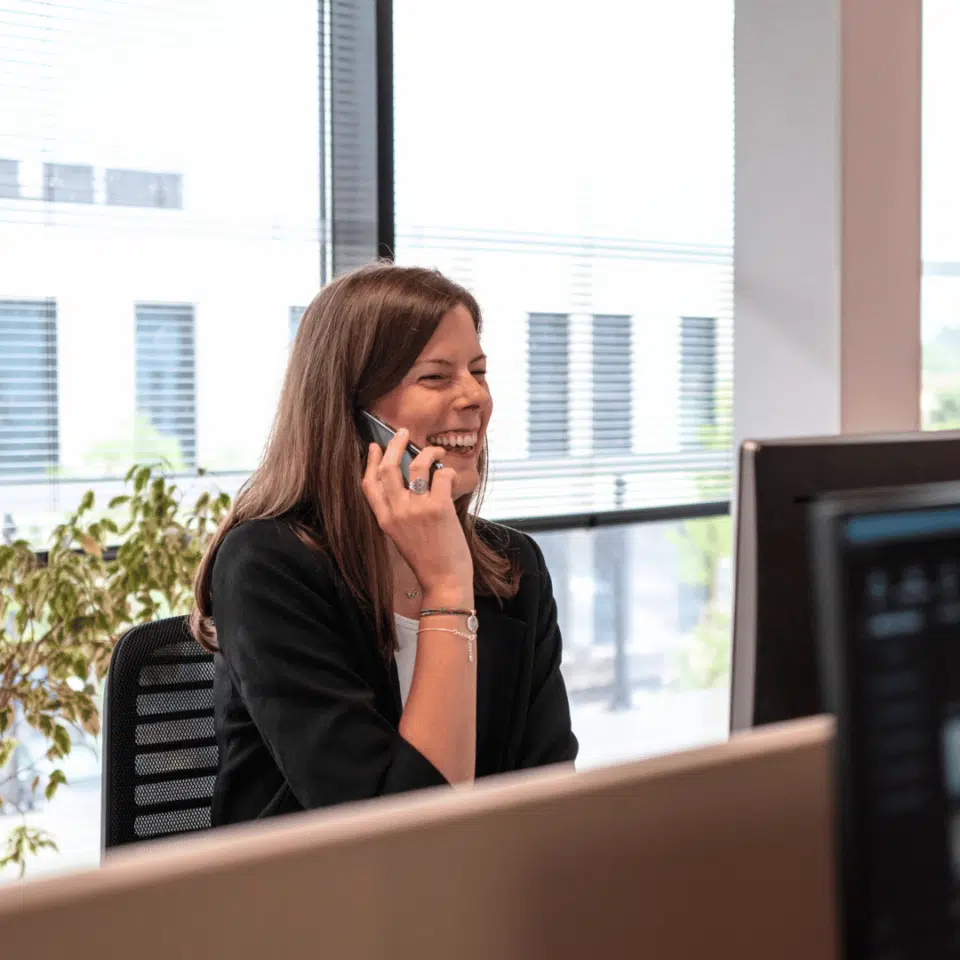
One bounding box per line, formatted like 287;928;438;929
409;477;429;495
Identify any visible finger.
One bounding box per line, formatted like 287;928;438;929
363;440;382;481
378;428;409;498
428;464;458;501
361;444;391;524
407;445;446;490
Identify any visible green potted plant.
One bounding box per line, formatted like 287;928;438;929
0;464;230;878
669;392;734;691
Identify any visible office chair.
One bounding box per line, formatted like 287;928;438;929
102;616;218;850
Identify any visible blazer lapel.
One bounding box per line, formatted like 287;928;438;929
474;596;526;776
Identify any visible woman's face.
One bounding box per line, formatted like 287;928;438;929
372;303;491;499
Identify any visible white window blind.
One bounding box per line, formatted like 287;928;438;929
0;159;19;199
680;317;718;449
134;304;197;470
0;300;59;481
394;0;734;520
43;162;94;204
105;169;182;210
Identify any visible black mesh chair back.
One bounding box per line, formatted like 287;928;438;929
102;616;218;850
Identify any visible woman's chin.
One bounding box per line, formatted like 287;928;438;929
448;463;480;499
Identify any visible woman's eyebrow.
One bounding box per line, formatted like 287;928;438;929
416;353;487;367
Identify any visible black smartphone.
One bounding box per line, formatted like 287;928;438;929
357;410;444;487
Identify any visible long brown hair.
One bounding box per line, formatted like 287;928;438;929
190;263;519;658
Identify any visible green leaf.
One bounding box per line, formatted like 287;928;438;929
1;826;59;879
108;495;131;510
133;465;151;495
45;769;67;801
52;724;72;757
79;490;95;512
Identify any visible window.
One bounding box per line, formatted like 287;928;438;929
0;0;385;882
540;517;731;756
593;525;625;646
42;163;94;203
0;300;59;480
395;0;734;771
290;306;306;343
105;169;182;209
527;313;570;458
0;159;19;199
0;0;341;526
679;317;717;448
0;0;735;880
135;305;197;470
533;529;572;628
924;2;960;430
593;315;632;454
394;0;733;515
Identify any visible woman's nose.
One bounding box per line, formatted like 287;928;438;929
455;371;484;408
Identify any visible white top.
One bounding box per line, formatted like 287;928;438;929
393;613;419;708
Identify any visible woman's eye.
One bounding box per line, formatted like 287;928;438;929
472;370;487;379
419;374;446;383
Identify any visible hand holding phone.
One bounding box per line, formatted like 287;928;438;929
359;418;473;604
358;410;444;488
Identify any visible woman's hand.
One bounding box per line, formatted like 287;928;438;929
361;428;473;603
363;428;477;784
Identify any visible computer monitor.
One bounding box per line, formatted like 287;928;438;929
731;431;960;731
0;717;837;960
811;483;960;958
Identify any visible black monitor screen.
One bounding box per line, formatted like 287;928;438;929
814;488;960;957
732;432;960;731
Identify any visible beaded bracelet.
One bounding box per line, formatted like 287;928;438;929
418;626;475;664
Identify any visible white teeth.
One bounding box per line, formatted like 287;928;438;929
427;432;478;449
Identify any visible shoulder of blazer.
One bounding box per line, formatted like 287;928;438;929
213;516;339;597
475;518;542;573
472;518;547;618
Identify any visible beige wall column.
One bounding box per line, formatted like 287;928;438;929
734;0;922;449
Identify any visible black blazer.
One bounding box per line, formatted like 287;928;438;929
210;515;578;825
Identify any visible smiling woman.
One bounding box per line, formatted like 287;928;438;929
188;263;578;824
372;304;489;497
